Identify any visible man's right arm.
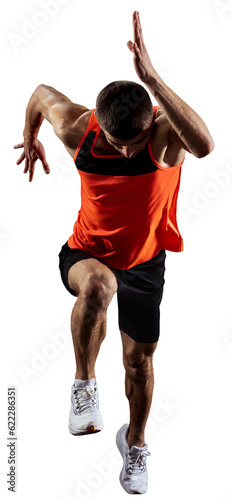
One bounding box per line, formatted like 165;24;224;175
14;84;89;182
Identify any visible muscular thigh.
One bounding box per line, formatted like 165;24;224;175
68;257;118;297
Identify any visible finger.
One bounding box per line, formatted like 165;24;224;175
16;152;25;165
134;42;140;54
33;144;49;172
32;143;45;163
133;11;144;48
133;12;140;47
24;158;29;174
29;161;36;182
128;40;140;57
137;15;145;45
13;143;24;149
43;162;50;174
127;40;134;52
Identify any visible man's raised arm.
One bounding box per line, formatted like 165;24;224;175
127;11;214;159
14;84;89;182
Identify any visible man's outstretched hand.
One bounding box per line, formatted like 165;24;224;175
127;11;157;85
13;137;50;182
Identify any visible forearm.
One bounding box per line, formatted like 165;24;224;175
23;88;45;139
146;75;214;157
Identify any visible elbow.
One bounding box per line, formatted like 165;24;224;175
35;83;50;93
34;84;46;98
36;84;45;90
196;138;215;158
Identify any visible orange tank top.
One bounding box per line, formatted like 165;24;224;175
68;106;184;269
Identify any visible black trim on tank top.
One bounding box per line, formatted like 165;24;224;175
75;131;158;176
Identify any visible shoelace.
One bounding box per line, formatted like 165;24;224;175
127;450;151;474
73;386;98;414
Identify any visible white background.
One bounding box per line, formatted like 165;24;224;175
1;0;232;499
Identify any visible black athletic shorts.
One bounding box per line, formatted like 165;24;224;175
58;241;166;343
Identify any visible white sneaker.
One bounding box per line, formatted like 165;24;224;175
68;378;104;435
116;423;151;494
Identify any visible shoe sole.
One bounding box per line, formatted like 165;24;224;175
69;423;104;436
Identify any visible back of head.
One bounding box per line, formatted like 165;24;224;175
95;81;153;141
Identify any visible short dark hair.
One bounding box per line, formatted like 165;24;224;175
95;80;153;141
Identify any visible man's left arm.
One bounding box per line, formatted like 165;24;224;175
127;11;214;159
146;77;214;158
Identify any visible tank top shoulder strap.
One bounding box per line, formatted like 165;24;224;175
89;108;99;130
73;109;99;162
153;105;160;119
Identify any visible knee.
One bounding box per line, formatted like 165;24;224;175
122;339;158;382
123;354;153;382
82;273;117;312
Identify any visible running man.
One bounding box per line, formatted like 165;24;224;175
14;11;214;495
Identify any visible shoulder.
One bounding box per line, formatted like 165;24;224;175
155;108;165;120
66;108;92;136
150;108;186;169
61;108;93;154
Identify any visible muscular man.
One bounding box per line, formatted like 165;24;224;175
14;11;214;495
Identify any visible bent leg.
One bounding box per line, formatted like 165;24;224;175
68;258;118;380
120;329;158;447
